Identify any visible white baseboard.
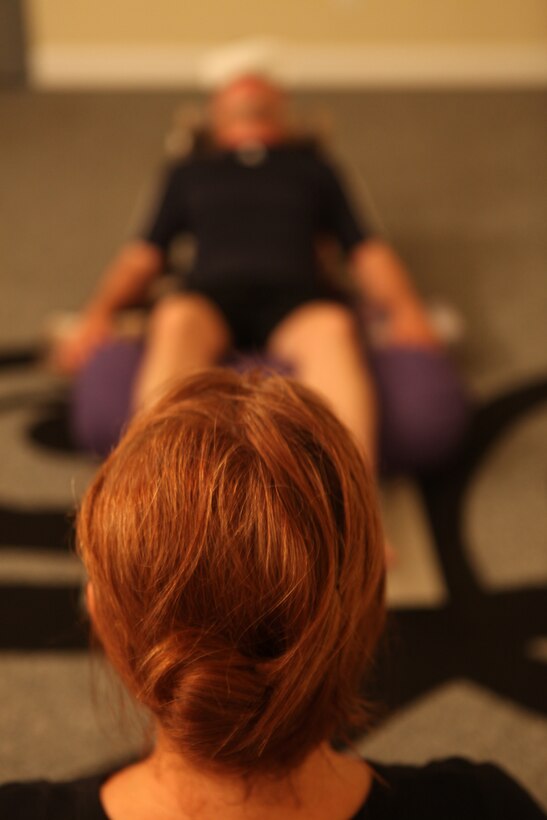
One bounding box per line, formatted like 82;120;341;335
29;43;547;89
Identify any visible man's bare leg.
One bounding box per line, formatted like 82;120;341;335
267;301;377;469
133;294;232;411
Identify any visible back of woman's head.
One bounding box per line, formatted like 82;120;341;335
77;369;385;777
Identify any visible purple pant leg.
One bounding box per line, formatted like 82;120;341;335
370;346;471;474
72;340;471;472
71;343;288;456
71;339;144;457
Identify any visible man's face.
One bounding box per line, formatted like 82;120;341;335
210;76;288;147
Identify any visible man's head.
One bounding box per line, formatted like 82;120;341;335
209;74;289;148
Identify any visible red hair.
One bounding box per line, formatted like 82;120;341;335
77;369;385;776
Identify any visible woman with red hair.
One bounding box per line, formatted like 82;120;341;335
0;371;541;818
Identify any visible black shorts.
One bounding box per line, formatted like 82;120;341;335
184;278;350;351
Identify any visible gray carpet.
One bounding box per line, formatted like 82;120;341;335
0;89;546;805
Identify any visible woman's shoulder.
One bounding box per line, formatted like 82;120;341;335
0;772;109;820
355;757;545;819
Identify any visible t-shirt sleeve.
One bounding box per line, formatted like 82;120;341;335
0;781;64;819
473;763;546;819
140;164;188;252
0;775;110;819
317;156;372;252
365;757;546;819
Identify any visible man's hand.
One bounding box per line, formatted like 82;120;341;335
351;239;440;348
48;240;163;374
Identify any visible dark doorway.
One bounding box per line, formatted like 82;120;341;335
0;0;27;86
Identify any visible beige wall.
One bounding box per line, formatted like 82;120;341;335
29;0;547;47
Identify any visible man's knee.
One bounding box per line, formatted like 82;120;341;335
149;294;221;340
306;303;357;337
275;302;359;358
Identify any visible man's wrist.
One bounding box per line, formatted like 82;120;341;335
85;303;114;323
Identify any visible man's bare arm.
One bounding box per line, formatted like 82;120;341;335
349;238;439;347
53;240;163;373
85;240;163;317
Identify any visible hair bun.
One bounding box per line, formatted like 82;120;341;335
140;631;280;770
